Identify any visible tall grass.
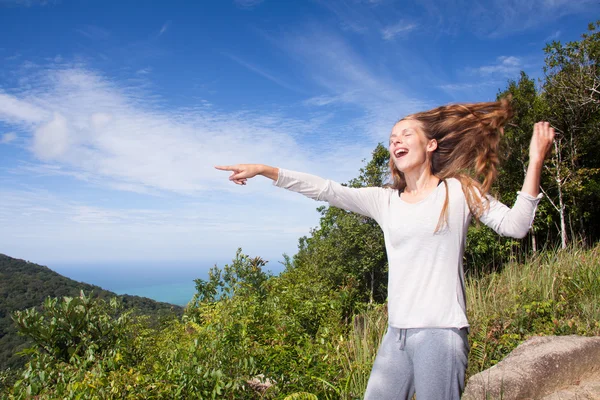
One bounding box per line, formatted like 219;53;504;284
335;245;600;394
337;303;388;399
466;244;600;377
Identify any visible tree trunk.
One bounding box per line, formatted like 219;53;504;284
554;140;568;249
369;269;374;304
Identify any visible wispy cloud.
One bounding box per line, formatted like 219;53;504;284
469;56;523;77
281;26;431;139
158;20;171;37
0;0;59;6
223;53;304;93
5;53;21;61
75;25;110;40
316;0;380;34
438;82;496;92
544;30;561;43
0;92;49;124
0;63;369;195
1;132;17;144
0;61;381;261
0;183;323;262
381;20;417;40
136;67;152;75
437;80;502;101
414;0;598;38
303;93;355;107
234;0;264;9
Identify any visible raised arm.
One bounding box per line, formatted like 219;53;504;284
520;121;555;197
479;121;554;238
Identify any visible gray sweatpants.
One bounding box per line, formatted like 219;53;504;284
364;327;469;400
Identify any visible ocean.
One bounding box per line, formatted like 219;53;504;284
51;261;224;306
51;259;285;306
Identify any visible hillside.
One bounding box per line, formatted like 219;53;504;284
0;254;183;370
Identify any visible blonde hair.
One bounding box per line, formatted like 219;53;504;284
389;97;513;231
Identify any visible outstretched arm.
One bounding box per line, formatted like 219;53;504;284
215;164;279;185
520;121;555;197
215;164;388;224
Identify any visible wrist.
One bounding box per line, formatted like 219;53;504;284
258;165;279;181
256;164;267;175
528;157;545;168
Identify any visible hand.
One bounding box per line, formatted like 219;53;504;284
214;164;264;185
529;121;555;164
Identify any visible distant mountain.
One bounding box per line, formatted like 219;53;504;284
0;254;184;370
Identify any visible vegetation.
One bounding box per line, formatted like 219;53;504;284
1;246;598;399
0;19;599;400
0;254;183;371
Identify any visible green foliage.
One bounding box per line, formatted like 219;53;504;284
0;254;182;371
465;224;520;274
12;292;130;364
186;249;348;398
190;249;271;305
542;20;600;245
496;71;551;250
293;144;389;312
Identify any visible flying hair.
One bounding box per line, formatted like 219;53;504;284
388;96;514;232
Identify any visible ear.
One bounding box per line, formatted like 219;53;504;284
427;139;438;152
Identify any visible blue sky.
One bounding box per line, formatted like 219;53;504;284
0;0;597;268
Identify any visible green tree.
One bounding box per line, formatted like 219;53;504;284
190;248;271;305
12;292;131;364
292;144;389;311
542;21;600;247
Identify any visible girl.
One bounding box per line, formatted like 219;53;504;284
216;99;555;399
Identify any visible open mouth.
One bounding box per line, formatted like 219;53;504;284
394;148;408;158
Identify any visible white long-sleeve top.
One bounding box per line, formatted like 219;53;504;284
274;168;542;329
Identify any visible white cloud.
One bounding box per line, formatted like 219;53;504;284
470;56;523;76
90;112;113;130
1;132;17;144
544;30;561;43
0;64;372;196
0;185;322;262
381;21;417;40
303;94;354;107
32;113;70;160
0;92;48;124
0;60;397;262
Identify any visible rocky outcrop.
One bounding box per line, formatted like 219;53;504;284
463;335;600;400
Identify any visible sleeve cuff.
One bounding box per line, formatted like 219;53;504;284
516;191;543;201
273;168;286;187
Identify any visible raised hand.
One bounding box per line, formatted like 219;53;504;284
520;122;555;197
530;122;555;164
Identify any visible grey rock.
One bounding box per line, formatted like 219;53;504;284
463;335;600;400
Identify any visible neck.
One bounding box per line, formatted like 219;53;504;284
403;166;439;194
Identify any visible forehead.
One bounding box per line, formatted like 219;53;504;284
390;119;423;137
